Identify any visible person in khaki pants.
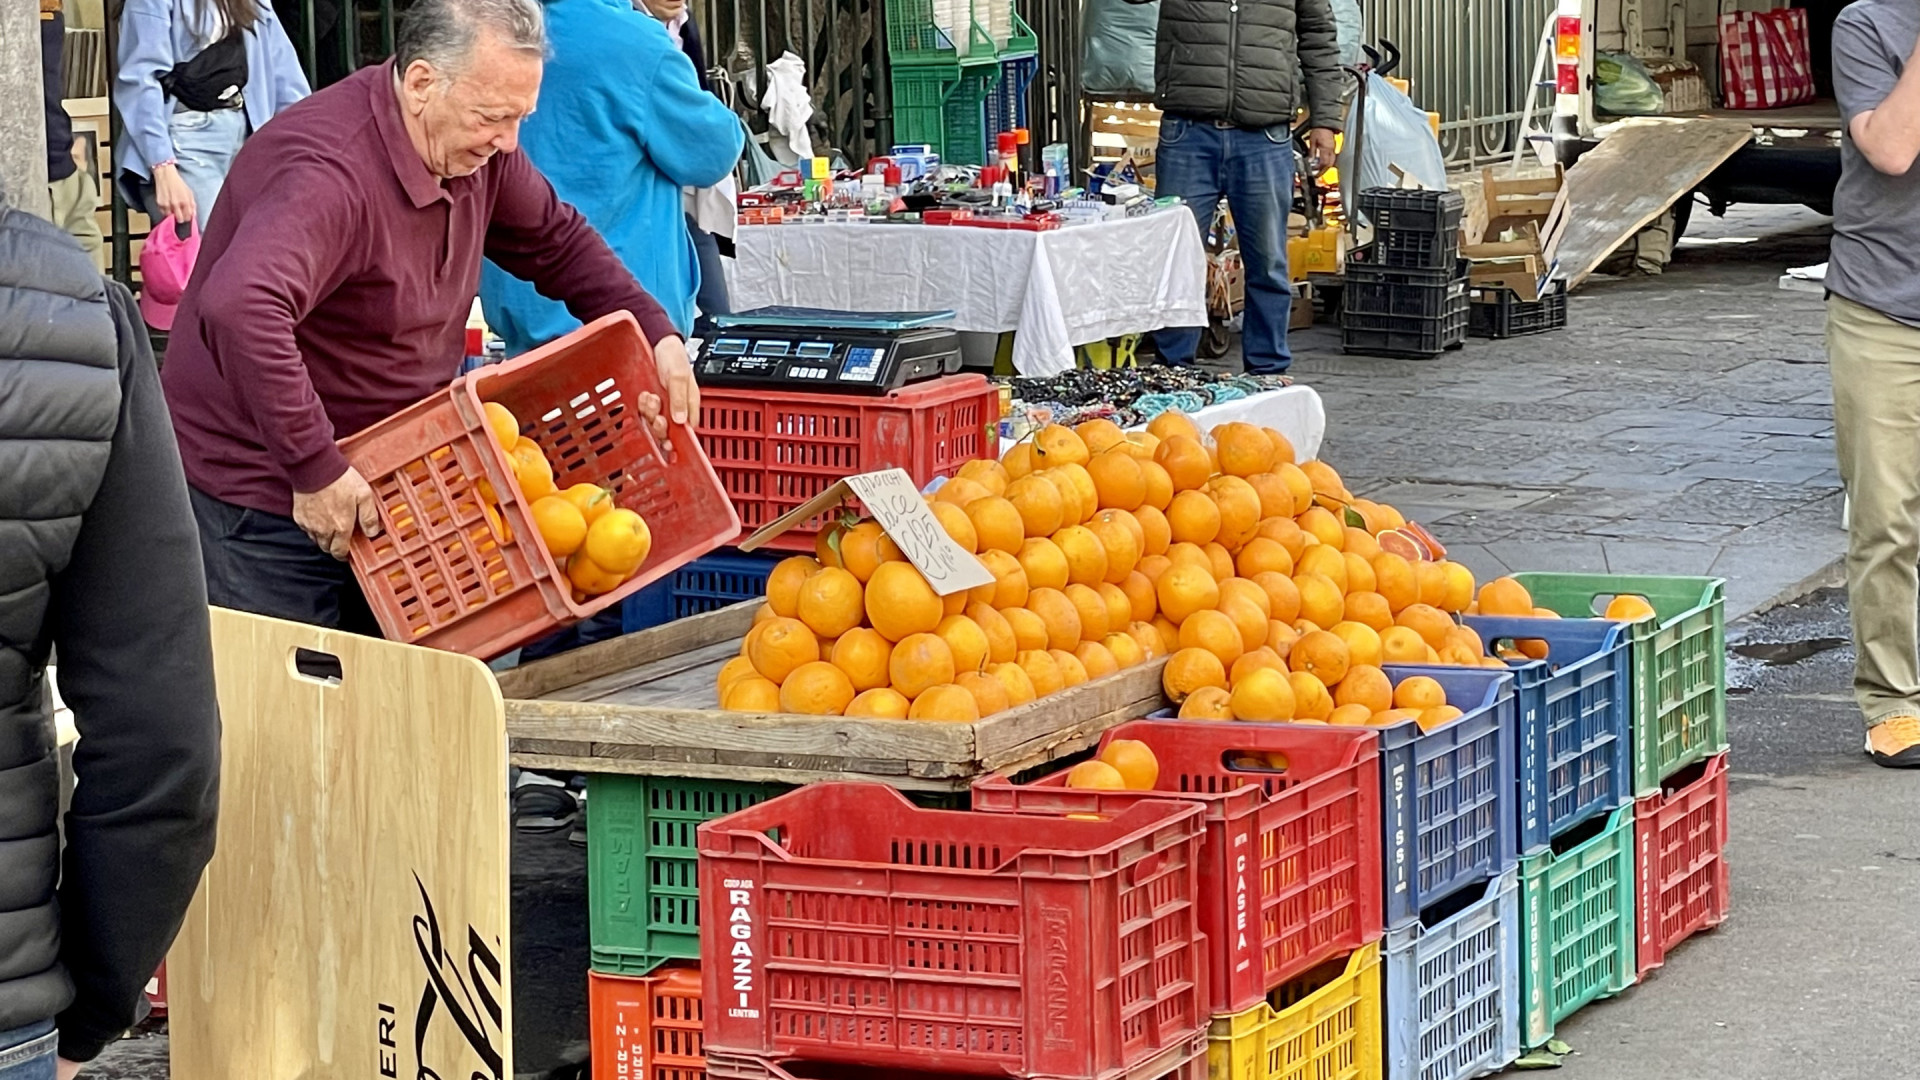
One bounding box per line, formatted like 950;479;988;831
1829;1;1920;765
42;0;102;262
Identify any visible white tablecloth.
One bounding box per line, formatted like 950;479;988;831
729;212;1208;376
1002;385;1328;463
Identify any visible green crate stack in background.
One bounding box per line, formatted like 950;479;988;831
885;0;1035;166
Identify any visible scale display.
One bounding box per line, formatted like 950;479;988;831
697;323;962;393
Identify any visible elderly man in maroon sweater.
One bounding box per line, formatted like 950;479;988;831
160;0;697;631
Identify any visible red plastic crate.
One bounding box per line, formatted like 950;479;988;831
697;374;1000;551
340;313;740;658
702;1041;1209;1080
972;720;1384;1016
1635;751;1730;978
696;783;1209;1080
591;966;706;1080
147;962;166;1019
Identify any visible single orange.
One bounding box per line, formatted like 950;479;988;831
909;684;981;722
1065;760;1127;789
779;661;857;715
1162;646;1229;703
974;548;1030;610
889;632;957;698
1002;606;1051;653
831;628;894;692
1179;685;1235;720
865;561;944;642
1392;675;1448;711
965;601;1020;664
844;686;912;718
748;616;819;683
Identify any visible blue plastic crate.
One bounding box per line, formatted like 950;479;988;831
1376;666;1519;928
621;551;779;634
1384;869;1520;1080
1455;617;1631;855
984;53;1038;137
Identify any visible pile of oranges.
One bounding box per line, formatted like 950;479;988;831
712;407;1656;727
481;402;653;603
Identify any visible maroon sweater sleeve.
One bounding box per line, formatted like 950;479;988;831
192;165;361;494
483;148;680;345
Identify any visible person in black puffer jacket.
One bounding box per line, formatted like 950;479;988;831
1130;0;1346;375
0;184;220;1076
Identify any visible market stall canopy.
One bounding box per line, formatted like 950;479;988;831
1556;117;1755;288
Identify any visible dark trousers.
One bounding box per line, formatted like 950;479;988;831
188;486;380;635
690;214;731;320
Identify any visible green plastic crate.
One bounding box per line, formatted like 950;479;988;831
1518;803;1636;1049
1513;573;1727;796
587;775;788;974
890;61;1000;166
885;0;1032;65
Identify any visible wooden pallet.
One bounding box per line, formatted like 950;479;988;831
500;601;1170;790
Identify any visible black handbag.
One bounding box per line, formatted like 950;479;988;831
160;30;247;112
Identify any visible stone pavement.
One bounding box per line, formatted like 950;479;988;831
1285;204;1844;618
1531;587;1920;1080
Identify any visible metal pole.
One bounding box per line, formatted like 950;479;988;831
380;0;396;57
300;0;319;83
340;0;358;74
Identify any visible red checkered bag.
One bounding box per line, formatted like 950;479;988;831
1719;7;1816;109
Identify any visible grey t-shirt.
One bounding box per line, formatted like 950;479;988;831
1829;0;1920;322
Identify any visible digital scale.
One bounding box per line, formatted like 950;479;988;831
696;307;963;394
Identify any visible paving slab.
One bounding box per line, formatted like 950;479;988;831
1285;204;1842;618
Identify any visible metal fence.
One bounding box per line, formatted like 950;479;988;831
1359;0;1556;166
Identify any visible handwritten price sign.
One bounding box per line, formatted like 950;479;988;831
846;470;994;597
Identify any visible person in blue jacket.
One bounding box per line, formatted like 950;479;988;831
479;0;744;353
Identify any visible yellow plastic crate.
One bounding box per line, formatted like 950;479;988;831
1206;943;1383;1080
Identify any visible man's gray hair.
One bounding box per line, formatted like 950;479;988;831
395;0;547;75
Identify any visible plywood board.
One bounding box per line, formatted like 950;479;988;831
1560;118;1753;288
171;610;511;1080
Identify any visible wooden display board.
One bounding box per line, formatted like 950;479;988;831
502;600;1170;789
171;610;512;1080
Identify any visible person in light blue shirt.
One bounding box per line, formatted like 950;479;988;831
479;0;743;353
114;0;309;232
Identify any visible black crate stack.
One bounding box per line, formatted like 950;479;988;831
1342;188;1469;359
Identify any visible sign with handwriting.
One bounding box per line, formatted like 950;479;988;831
846;470;994;595
738;468;992;596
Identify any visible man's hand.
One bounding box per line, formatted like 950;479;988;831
151;163;197;228
292;467;382;560
649;335;700;440
1307;128;1338;175
58;1057;82;1079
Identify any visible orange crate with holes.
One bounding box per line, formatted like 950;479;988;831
696;374;999;551
340;313;739;658
591;965;706;1080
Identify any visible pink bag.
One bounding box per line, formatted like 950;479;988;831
1719;8;1816;110
138;216;200;331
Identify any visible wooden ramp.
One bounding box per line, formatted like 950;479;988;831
1558;118;1755;288
170;609;511;1079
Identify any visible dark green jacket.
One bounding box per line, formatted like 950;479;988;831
1142;0;1346;131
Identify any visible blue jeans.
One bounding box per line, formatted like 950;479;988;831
141;107;248;232
0;1021;57;1080
1152;116;1297;373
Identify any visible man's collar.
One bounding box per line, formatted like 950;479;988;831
371;60;450;209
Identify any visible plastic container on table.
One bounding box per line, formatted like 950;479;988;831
971;719;1384;1015
697;373;1000;552
589;964;705;1080
1518;803;1637;1050
1383;870;1521;1080
588;774;788;974
697;783;1210;1080
1375;666;1519;928
1635;751;1730;978
1512;573;1728;795
1467;282;1568;339
621;550;782;633
340;313;740;659
1456;615;1632;855
1205;944;1383;1080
